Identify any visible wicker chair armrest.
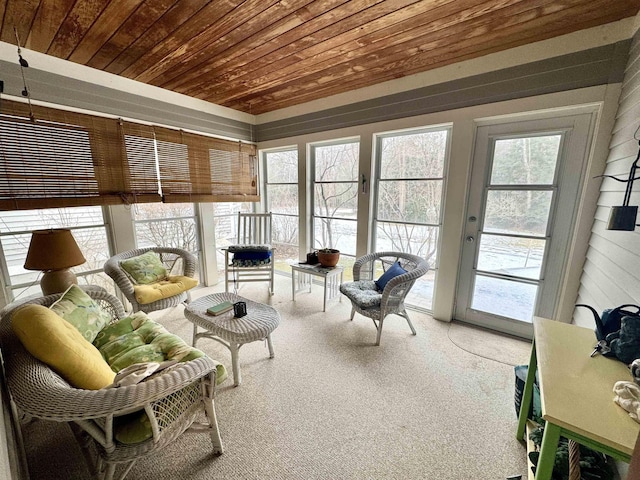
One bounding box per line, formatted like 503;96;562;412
379;258;430;310
4;354;218;422
103;255;136;298
182;250;197;277
352;252;380;281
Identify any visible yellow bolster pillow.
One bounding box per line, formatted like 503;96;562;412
11;304;115;390
133;275;198;305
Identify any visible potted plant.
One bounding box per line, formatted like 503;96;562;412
318;248;340;267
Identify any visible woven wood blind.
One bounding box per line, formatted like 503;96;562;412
155;127;259;203
0;100;161;210
0;99;258;210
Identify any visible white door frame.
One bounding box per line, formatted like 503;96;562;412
455;111;597;338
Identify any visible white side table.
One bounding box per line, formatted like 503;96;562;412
291;263;343;312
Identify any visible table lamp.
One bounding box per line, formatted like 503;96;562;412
24;228;86;295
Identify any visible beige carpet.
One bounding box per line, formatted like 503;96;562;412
22;275;531;479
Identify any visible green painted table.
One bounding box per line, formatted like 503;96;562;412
516;317;640;479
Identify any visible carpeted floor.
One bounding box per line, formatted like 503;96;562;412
22;275;532;479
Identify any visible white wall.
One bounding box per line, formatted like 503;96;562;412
575;24;640;329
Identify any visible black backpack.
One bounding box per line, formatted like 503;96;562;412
576;304;640;363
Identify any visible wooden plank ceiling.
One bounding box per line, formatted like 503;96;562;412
1;0;639;115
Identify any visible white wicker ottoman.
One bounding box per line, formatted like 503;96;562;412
185;293;280;386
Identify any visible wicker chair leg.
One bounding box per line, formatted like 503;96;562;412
202;397;224;455
270;261;275;296
400;311;417;335
349;308;356;321
103;462;117;480
375;318;384;346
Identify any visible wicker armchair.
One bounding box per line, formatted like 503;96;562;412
0;288;223;480
339;252;429;345
104;247;197;313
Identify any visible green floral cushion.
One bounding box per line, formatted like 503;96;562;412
93;312;147;349
93;312;227;445
50;285;112;342
119;251;168;285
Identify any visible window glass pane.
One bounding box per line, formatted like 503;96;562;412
273;214;298;263
484;190;552;236
265;148;299;272
0;207;104;231
266;150;298;183
267;185;298;215
133;204;198;251
406;273;435;311
0;207;108;297
376;222;439;265
133;203;195;220
73;226;111;271
135;218;197;251
314;218;357;256
380;130;446;179
374;127;449;312
212;202;255;248
315;142;359;182
476;234;545;280
491;135;561;185
78;271;116;296
314;183;358;219
133;203;199;280
378;180;441;224
471;275;537;322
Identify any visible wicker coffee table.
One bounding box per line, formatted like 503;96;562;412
185;293;280;386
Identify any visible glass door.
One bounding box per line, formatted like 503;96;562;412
455;114;594;338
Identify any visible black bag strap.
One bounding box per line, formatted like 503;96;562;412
576;304;605;334
612;304;640;316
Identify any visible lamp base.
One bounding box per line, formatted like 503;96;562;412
40;269;78;295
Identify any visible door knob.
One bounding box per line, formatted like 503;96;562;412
466;236;475;243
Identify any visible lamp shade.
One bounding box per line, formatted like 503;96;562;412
24;229;86;271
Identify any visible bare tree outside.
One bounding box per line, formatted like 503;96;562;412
265;149;299;266
377;130;447;265
133;203;198;252
313;142;359;255
375;129;449;310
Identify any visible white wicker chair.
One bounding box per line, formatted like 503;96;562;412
222;212;275;295
104;247;197;313
339;252;430;345
0;288;223;480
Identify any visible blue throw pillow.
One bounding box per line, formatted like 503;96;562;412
375;261;407;291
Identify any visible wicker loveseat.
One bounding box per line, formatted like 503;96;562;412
0;287;225;480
